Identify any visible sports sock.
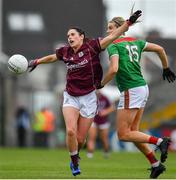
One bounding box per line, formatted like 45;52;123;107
148;136;163;145
151;161;160;168
70;151;79;167
146;151;158;165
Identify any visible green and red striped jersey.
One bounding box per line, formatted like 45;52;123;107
107;36;147;92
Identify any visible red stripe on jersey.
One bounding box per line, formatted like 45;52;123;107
124;90;129;109
113;37;137;44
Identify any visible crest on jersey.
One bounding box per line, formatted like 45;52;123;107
78;52;84;57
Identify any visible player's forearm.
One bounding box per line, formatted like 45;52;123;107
37;54;57;64
145;43;169;69
101;71;116;86
100;22;129;49
156;48;168;69
110;22;129;41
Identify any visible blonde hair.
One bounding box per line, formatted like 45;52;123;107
109;17;125;28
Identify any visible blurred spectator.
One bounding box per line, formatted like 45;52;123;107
15;106;30;147
33;107;55;147
87;91;115;158
146;29;162;40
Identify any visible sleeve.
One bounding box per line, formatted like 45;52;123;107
107;44;119;59
139;40;147;51
55;47;64;60
88;38;102;54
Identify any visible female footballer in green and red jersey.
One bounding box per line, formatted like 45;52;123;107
100;16;175;179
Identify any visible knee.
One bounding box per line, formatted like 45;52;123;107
131;125;138;131
67;128;76;137
77;135;85;145
117;130;128;141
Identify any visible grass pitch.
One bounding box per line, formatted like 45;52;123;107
0;148;175;179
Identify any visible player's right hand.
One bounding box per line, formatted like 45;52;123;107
28;59;39;72
162;67;176;83
96;82;104;89
127;10;142;25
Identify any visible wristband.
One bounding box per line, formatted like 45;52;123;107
126;20;132;26
34;59;39;65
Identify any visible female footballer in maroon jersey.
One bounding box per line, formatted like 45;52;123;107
28;11;142;176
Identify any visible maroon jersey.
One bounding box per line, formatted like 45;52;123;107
94;94;111;125
56;39;102;96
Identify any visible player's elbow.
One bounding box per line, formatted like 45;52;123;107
157;46;164;53
153;45;165;54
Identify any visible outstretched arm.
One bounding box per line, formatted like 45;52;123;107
144;43;175;82
28;54;58;72
100;10;142;49
96;56;118;89
144;43;168;68
100;55;119;88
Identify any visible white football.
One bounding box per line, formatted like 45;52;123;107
8;54;28;74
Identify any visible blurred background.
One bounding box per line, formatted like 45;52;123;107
0;0;176;152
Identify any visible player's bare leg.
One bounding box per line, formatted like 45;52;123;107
131;108;155;155
117;109;162;143
99;128;110;158
117;108;167;178
87;125;97;158
62;106;80;176
131;108;165;178
77;115;93;152
130;107;170;163
63;107;79;152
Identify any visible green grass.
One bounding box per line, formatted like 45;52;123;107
0;148;175;179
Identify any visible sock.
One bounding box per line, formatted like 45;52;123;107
152;161;160;168
146;151;158;165
156;138;163;146
70;151;79;167
148;136;163;145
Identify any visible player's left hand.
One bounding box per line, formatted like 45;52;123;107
163;67;176;83
127;10;142;25
28;59;39;72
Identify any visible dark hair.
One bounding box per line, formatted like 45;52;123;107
68;26;85;37
68;26;92;43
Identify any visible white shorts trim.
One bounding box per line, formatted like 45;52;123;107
63;104;79;109
63;90;97;118
118;85;149;109
92;122;110;129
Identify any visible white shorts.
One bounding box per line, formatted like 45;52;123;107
91;122;110;129
118;85;149;109
63;90;97;118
